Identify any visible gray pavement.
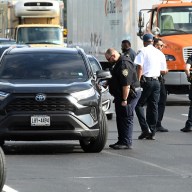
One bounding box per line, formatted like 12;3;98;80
2;94;192;192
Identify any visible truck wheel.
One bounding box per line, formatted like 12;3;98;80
80;111;108;153
0;147;6;192
106;113;113;120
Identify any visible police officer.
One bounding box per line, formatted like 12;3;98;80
121;40;136;62
153;38;169;132
134;34;167;140
181;54;192;132
105;48;141;149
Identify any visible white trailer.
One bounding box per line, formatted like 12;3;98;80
0;0;65;46
67;0;139;63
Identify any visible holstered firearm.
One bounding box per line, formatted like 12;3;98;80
140;75;147;87
187;71;192;83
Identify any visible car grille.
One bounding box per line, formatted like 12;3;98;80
6;97;76;113
183;47;192;62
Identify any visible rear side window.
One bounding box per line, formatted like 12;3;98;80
88;57;101;74
0;53;88;81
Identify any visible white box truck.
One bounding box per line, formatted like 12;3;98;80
67;0;139;64
0;0;65;47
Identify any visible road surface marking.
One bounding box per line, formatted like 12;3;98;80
3;185;18;192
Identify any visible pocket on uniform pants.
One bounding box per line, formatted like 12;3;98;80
119;104;132;117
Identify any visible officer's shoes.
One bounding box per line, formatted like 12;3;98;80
138;132;151;140
180;127;192;132
112;144;132;150
156;126;169;132
146;135;155;140
109;142;132;149
109;142;120;148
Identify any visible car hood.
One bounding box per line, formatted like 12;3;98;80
0;79;94;94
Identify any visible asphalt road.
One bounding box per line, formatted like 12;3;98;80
2;94;192;192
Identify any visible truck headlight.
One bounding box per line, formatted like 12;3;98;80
165;54;176;61
71;87;95;101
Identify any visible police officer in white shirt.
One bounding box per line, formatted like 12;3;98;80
134;33;168;140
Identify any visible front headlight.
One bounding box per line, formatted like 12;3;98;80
0;91;10;101
165;54;176;61
71;87;95;101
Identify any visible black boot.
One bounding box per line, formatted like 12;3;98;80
138;132;152;140
180;127;192;132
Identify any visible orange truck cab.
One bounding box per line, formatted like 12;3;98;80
137;0;192;94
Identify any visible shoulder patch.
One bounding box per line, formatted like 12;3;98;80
122;69;128;77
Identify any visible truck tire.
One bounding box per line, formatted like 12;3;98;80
80;111;108;153
0;147;6;192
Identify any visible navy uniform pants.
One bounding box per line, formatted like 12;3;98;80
114;90;141;146
157;81;167;128
185;85;192;128
135;79;160;135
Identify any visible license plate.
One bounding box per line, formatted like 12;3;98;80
31;115;50;126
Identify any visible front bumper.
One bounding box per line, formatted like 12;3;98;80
0;113;100;141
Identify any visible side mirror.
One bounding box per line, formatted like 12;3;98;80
137;11;145;38
96;70;111;85
96;70;111;79
138;11;144;28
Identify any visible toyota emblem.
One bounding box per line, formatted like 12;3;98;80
35;93;46;102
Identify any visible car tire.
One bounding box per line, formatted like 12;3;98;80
80;111;108;153
0;140;4;147
0;147;6;192
106;113;113;120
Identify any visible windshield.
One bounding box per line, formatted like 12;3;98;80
159;7;192;35
17;27;63;45
0;53;88;81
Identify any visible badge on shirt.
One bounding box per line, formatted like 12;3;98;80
122;69;128;77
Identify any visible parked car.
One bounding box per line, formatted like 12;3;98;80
0;47;111;152
87;55;114;120
0;38;16;45
0;147;6;192
0;44;28;58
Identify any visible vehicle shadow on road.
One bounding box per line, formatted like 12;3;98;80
2;141;84;155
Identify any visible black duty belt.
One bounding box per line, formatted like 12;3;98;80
144;76;159;81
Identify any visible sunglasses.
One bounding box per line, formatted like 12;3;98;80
106;54;114;61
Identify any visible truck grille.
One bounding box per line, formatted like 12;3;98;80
183;47;192;62
6;98;75;113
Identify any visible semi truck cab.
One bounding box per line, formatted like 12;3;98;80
137;0;192;94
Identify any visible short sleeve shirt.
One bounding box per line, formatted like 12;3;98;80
134;44;167;77
113;56;133;87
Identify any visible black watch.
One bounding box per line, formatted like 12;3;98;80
122;99;127;101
